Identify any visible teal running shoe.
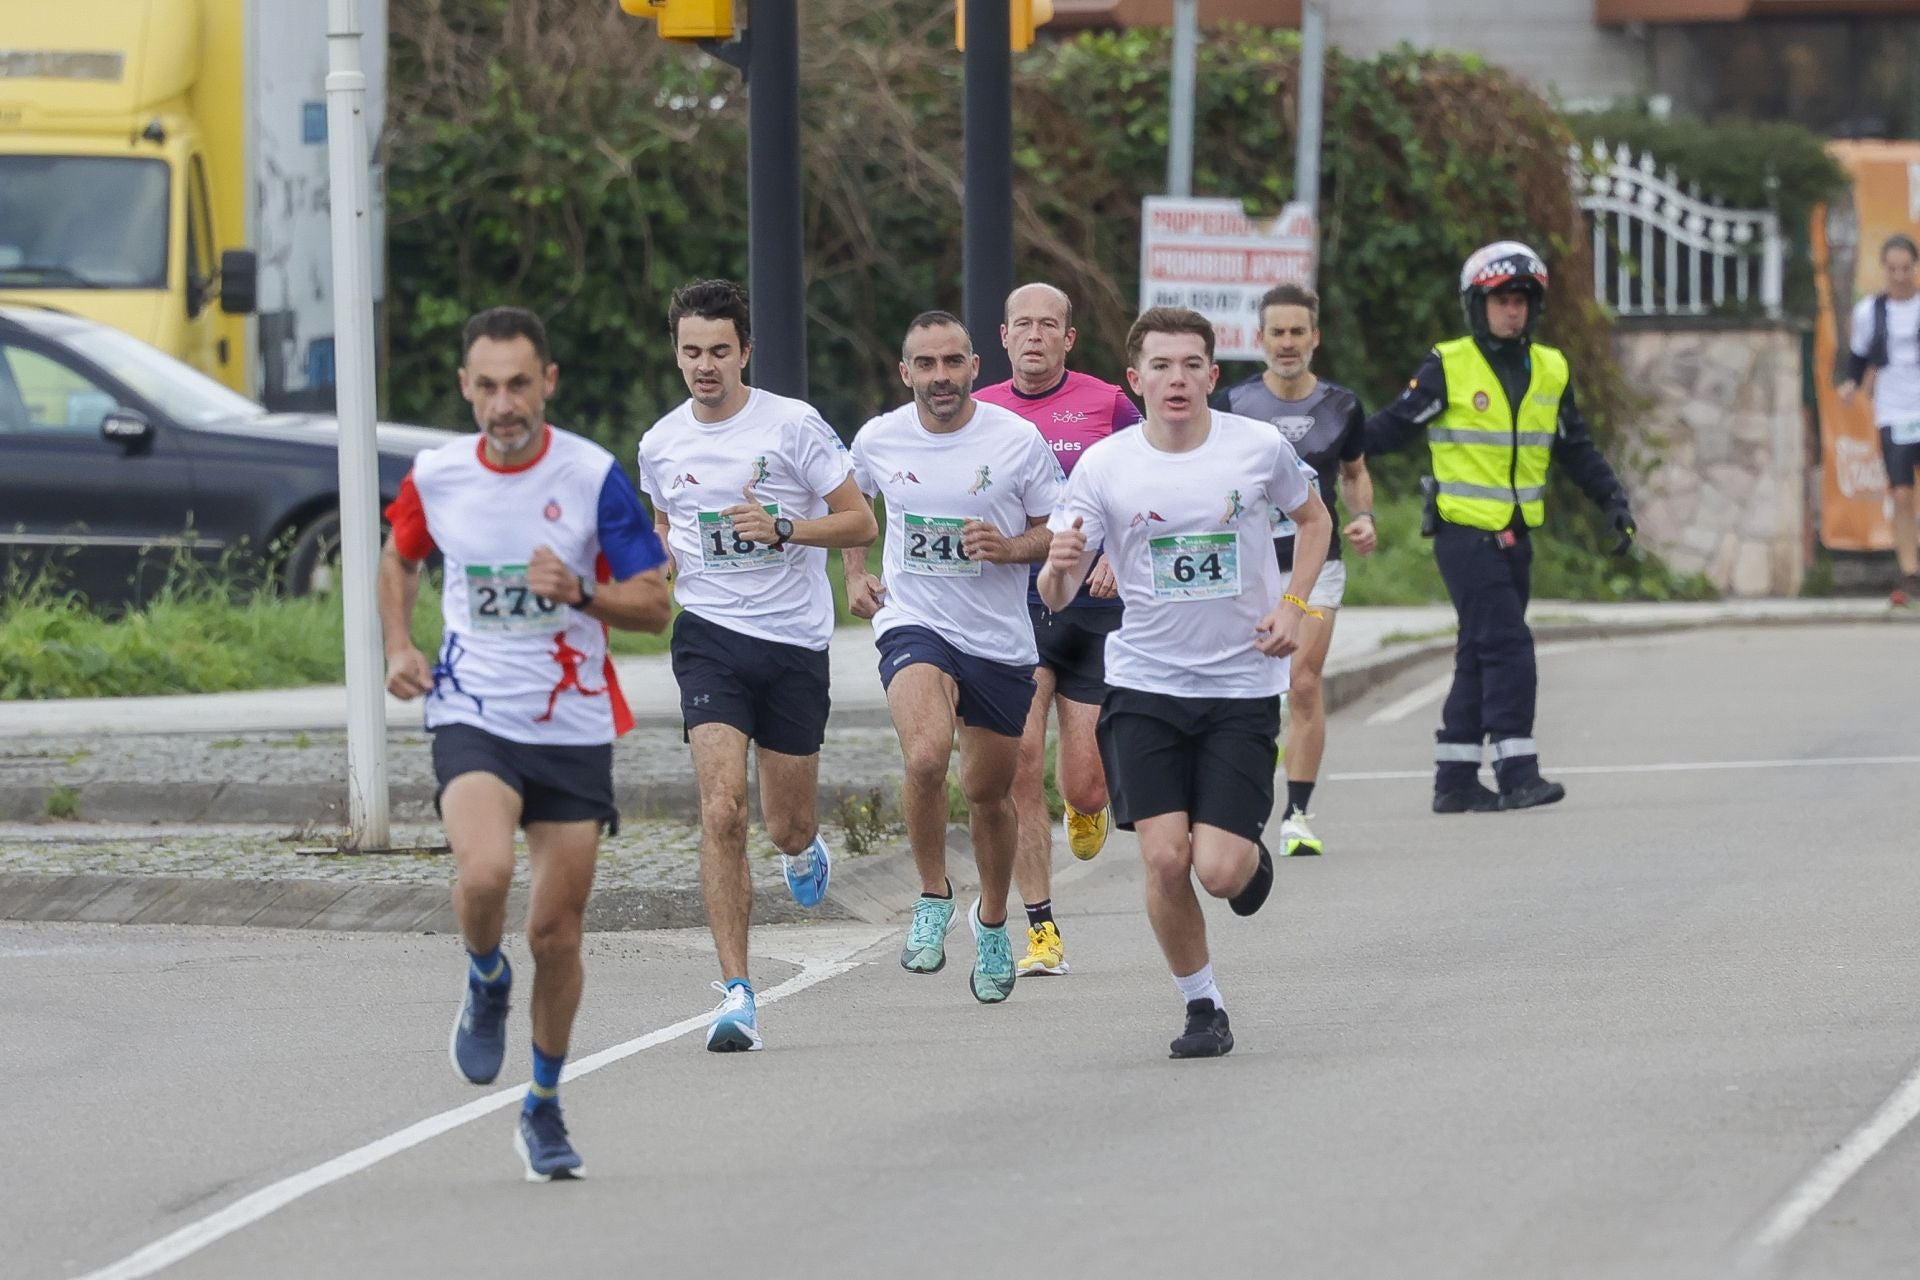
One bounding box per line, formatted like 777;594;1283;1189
900;894;957;973
968;899;1015;1004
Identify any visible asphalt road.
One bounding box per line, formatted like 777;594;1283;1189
7;624;1918;1280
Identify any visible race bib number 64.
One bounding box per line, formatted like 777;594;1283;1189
1149;533;1239;600
465;564;564;635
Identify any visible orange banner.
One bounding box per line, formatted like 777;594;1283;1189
1812;141;1920;552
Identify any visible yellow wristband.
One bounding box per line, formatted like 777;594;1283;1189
1282;593;1325;620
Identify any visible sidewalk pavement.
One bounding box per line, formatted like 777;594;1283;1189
0;598;1902;740
0;597;1907;933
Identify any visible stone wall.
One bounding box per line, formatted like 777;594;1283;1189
1613;321;1809;597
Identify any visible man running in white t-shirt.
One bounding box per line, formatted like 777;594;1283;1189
1040;306;1331;1059
1839;234;1920;604
381;306;671;1178
975;282;1141;980
639;279;878;1053
846;311;1063;1004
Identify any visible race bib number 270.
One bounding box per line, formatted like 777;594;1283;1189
465;564;564;635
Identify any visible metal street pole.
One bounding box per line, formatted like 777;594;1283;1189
964;0;1014;385
745;1;808;397
1295;0;1328;278
325;0;390;848
1166;0;1198;198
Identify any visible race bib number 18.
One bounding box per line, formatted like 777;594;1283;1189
902;513;979;576
465;564;564;635
1149;533;1239;600
697;505;783;574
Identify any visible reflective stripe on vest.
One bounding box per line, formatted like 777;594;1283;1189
1428;337;1569;531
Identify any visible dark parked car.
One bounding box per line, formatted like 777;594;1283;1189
0;306;457;607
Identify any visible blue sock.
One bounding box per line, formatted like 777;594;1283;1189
525;1042;564;1114
726;978;753;997
467;946;508;987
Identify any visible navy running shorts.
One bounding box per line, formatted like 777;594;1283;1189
669;609;832;756
876;624;1037;739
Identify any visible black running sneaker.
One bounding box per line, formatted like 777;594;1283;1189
1498;778;1567;811
1169;999;1234;1059
1228;841;1274;917
1432;783;1501;814
515;1103;585;1182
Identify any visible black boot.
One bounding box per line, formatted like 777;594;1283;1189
1433;782;1501;814
1498;777;1566;810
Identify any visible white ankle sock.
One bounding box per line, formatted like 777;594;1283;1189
1173;964;1222;1010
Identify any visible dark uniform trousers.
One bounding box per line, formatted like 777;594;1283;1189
1432;521;1542;792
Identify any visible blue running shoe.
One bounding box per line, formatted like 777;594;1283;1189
705;981;763;1052
783;835;832;909
968;899;1015;1004
514;1103;585;1182
449;962;511;1085
900;894;958;973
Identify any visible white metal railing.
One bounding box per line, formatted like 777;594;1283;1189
1572;140;1784;320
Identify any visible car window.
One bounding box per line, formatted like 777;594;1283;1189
0;344;121;436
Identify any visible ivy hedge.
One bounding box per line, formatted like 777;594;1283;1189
384;0;1699;599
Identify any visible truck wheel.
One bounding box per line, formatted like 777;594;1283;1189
282;511;342;597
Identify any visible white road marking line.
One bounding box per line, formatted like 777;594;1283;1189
1740;1056;1920;1269
1327;754;1920;783
1362;641;1592;726
74;927;888;1280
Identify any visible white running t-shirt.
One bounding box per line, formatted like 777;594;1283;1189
850;400;1063;666
638;388;854;651
386;425;668;746
1049;411;1316;698
1850;293;1920;429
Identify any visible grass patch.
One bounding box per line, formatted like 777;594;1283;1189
44;785;79;820
1;549;875;699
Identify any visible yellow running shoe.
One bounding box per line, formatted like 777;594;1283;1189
1016;921;1068;977
1062;802;1110;861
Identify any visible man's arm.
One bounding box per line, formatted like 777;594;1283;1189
724;473;877;549
1255;489;1332;659
379;537;432;698
1338;457;1378;556
1362;353;1448;456
964;515;1052;566
1551;377;1628;511
1038;517;1095;612
653;515;675;578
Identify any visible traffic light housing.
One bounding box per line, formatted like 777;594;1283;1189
955;0;1055;52
619;0;735;41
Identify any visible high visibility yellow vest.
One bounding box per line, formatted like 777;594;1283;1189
1429;337;1568;531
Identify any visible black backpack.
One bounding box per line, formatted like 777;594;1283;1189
1864;293;1920;369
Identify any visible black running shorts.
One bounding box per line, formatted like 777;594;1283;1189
431;722;618;833
1096;687;1280;841
669;609;832;756
1029;602;1122;705
1880;425;1920;490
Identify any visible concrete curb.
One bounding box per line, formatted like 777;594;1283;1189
0;827;977;934
5;610;1910;828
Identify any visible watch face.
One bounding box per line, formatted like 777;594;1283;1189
776;518;795;540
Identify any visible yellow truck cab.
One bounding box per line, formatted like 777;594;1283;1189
0;0;385;410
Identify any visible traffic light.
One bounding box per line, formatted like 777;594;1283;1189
954;0;1055;52
618;0;735;41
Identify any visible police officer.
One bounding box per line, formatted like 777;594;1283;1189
1364;241;1635;813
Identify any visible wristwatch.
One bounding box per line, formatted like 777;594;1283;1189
772;516;795;548
574;575;596;608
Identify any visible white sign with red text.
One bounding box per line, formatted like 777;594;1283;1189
1138;197;1316;361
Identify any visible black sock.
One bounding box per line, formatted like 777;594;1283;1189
1024;899;1054;929
921;879;952;900
1286;781;1315;815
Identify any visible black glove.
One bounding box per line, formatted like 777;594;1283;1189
1606;504;1636;555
